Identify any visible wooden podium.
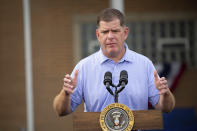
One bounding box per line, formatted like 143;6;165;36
73;110;163;131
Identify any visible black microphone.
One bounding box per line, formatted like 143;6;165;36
119;70;128;87
104;71;114;95
117;70;128;93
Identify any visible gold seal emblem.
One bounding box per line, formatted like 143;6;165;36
100;103;134;131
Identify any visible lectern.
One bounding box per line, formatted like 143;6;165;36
73;110;163;131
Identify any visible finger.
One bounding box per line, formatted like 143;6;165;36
157;85;168;90
160;80;167;85
64;78;72;83
65;74;72;79
73;69;79;83
64;74;73;84
154;70;159;82
64;83;74;89
160;77;166;81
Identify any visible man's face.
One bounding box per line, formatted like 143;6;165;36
96;19;129;59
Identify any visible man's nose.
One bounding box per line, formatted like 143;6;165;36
107;31;114;39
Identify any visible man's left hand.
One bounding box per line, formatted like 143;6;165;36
154;70;169;95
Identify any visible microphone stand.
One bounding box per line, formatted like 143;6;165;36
114;86;118;103
110;84;125;103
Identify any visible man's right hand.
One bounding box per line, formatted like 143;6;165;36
63;70;78;95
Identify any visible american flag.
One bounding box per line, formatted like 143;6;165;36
155;62;186;92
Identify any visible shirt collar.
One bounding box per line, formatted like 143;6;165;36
98;43;133;64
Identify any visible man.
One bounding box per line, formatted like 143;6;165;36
53;8;175;116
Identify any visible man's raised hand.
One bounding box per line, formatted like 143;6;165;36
63;70;78;95
154;70;169;95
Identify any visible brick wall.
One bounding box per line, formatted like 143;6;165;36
0;0;26;130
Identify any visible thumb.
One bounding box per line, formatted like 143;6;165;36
154;70;159;82
73;69;79;83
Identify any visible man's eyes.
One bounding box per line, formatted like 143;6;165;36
102;31;109;34
112;30;120;33
101;30;120;34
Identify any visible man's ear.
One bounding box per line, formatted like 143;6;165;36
124;27;129;40
96;29;99;38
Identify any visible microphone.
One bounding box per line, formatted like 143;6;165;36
117;70;128;93
119;70;128;86
104;71;114;95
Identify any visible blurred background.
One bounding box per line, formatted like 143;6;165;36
0;0;197;130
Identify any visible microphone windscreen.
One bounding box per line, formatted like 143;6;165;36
120;70;128;85
104;71;112;85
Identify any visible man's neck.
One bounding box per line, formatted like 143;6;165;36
108;47;126;63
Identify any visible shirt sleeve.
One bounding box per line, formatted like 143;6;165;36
147;60;160;106
70;63;84;111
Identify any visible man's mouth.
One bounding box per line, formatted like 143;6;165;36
106;43;116;46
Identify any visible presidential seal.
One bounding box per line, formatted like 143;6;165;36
100;103;134;131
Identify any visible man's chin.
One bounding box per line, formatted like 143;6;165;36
103;48;119;58
108;50;119;58
107;47;117;53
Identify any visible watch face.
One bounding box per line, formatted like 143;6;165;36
100;103;134;131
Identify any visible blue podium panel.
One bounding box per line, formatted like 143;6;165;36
147;108;197;131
